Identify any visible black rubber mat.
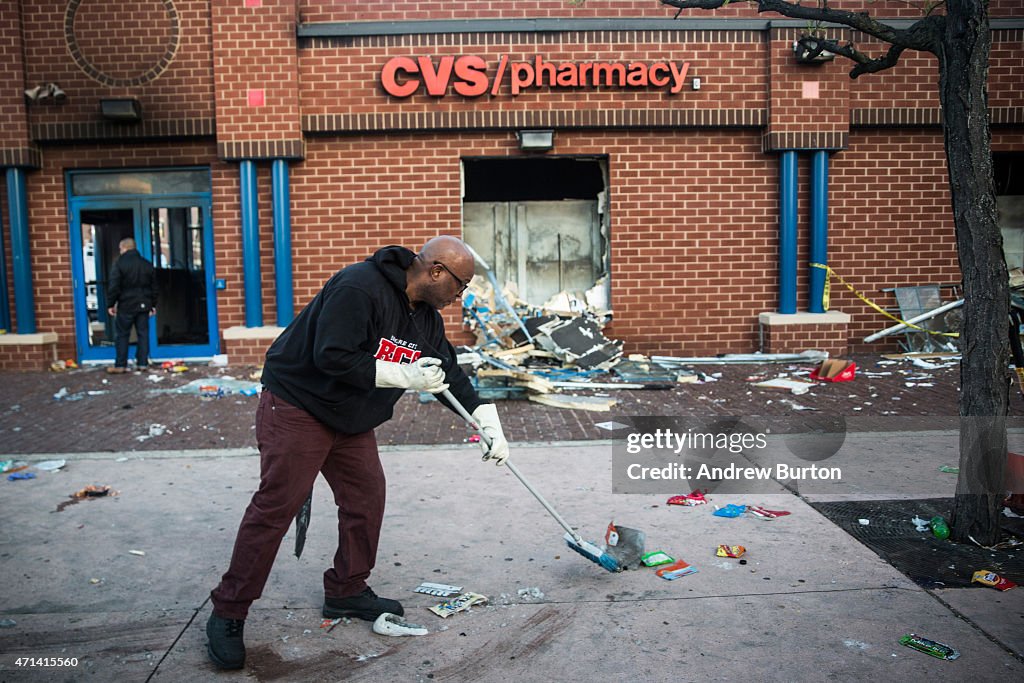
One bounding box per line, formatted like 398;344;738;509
809;498;1024;589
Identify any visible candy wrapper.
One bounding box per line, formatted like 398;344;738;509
716;545;746;558
971;569;1017;591
712;504;746;518
747;505;791;520
899;633;960;660
667;490;707;506
428;592;488;618
641;550;675;567
655;559;697;580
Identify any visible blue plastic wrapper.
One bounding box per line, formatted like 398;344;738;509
713;504;747;518
7;472;36;481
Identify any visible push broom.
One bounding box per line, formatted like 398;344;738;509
440;388;619;573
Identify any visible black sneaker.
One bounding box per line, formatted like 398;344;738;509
323;587;404;621
206;613;245;670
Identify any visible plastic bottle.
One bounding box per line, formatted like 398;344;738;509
930;515;950;539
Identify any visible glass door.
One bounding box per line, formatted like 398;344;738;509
71;205;138;355
144;199;218;358
69;196;218;362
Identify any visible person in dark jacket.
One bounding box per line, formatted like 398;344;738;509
206;236;509;670
105;237;158;373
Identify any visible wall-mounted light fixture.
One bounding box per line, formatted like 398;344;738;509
516;129;555;152
24;83;66;103
100;98;143;122
793;38;835;64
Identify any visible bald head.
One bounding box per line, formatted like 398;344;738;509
419;236;473;271
407;235;475;310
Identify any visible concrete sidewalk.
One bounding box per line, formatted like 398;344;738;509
0;441;1021;682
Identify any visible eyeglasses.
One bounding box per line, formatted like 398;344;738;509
434;261;470;295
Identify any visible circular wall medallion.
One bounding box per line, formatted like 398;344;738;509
64;0;180;87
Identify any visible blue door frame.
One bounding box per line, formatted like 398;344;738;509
67;172;218;363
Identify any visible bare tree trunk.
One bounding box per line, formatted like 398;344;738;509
939;0;1009;545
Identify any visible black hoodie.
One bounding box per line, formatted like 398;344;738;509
261;246;482;434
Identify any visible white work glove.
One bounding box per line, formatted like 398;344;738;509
374;357;449;394
472;403;509;466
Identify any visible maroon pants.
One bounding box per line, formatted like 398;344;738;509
210;390;385;620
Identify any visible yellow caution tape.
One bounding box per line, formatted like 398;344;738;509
809;263;959;337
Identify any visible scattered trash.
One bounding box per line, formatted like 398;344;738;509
210;354;229;367
843;639;871;651
652;350;827;365
752;377;814;395
0;619;16;628
747;506;791;520
372;612;428;637
74;485;114;498
128;549;146;556
594;421;631;431
667;490;707;506
7;471;36;481
603;522;646;569
713;504;747;518
414;582;463;597
516;587;545;601
34;459;66;472
136;423;168;442
428;592;488;618
899;633;960;660
156;377;261;396
199;385;226;399
911;516;931;532
938;465;959;473
930;515;950;540
971;569;1017;591
716;545;746;558
655;559;698;580
320;617;348;633
858;519;871;526
640;550;675;567
810;359;857;382
52;387;68;400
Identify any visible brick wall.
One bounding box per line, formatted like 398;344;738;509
223;336;275;366
763;323;848;356
0;341;57;372
21;0;215;135
212;0;303;158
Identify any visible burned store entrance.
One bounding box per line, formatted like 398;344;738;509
462;157;609;308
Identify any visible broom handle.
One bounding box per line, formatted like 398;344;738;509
440;389;583;544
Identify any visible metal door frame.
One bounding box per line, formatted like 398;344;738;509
66;169;217;362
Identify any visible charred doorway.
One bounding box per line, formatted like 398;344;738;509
462;157;609;308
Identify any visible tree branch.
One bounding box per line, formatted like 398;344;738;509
660;0;942;53
798;36;908;78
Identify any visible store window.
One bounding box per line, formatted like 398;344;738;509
462;157;609;308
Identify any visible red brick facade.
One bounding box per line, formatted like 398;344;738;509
1;1;1022;369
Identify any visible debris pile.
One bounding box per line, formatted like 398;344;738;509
457;275;691;409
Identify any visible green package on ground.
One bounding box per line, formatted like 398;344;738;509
641;550;675;566
899;633;960;660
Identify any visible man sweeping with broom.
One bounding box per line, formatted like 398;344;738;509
206;236;508;670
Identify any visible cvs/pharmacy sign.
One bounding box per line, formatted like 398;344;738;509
381;55;691;97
